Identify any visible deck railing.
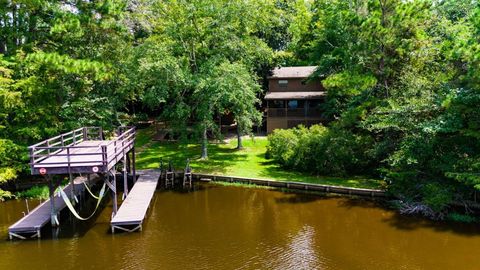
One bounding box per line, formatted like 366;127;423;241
267;108;323;118
29;126;135;175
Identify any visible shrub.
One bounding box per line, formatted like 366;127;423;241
266;127;302;168
421;183;453;212
0;190;14;201
267;124;375;176
16;185;50;200
447;212;477;223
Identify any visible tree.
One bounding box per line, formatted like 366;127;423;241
128;0;277;158
280;0;480;216
200;61;262;150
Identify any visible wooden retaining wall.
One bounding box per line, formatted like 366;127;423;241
191;173;386;198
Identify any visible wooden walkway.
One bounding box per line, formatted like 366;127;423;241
111;169;160;233
8;177;88;239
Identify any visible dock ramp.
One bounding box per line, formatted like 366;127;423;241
111;169;160;233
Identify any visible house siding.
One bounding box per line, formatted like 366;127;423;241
265;68;325;134
268;78;324;92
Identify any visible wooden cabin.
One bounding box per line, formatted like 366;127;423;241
265;66;325;134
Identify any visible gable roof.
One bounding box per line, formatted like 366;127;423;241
268;66;317;79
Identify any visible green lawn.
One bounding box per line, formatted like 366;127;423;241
135;127;384;189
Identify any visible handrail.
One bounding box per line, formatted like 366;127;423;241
29;126;135;174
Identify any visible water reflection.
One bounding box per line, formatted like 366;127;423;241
0;183;479;270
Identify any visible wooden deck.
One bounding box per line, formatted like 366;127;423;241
8;177;89;239
34;140;110;168
111;169;160;233
29;127;135;175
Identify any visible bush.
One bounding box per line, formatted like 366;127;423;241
16;185;50;200
447;212;477;223
421;183;453;212
0;190;14;201
267;124;375;176
266;127;303;168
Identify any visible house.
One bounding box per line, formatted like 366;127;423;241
265;66;325;133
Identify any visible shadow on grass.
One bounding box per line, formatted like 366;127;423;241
136;138;384;189
137;142;248;175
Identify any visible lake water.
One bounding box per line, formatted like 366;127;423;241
1;183;479;270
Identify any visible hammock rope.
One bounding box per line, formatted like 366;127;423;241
57;182;107;221
83;181;100;200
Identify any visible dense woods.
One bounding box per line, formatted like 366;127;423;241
268;0;480;218
0;0;479;219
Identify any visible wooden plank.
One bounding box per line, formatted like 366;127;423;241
111;170;160;227
8;178;87;234
33;141;108;168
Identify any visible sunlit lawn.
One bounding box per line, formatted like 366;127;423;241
135;127;384;189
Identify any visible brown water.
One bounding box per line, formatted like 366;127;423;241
1;183;480;270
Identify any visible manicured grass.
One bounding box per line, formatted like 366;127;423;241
135;127;385;189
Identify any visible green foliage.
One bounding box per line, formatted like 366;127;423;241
421;183;453;212
124;0;282;157
0;190;14;201
135;128;383;189
267;125;375;176
277;0;480;216
447;212;478;223
0;0;132;196
15;185;50;200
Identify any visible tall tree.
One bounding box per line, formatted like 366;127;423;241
129;0;277;158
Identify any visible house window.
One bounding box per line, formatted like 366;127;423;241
278;80;288;88
287;100;304;109
268;100;285;108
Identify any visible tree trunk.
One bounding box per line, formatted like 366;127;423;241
236;125;243;150
201;126;208;159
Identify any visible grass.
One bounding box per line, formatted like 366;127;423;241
16;185;50;200
135;127;385;189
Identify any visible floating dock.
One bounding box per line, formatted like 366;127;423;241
8;177;89;240
111;169;160;233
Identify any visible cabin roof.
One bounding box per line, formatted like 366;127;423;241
268;66;317;79
264;91;325;100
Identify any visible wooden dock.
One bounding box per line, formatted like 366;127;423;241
111;169;160;233
29;127;135;175
8;177;89;239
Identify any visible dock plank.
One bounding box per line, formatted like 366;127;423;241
111;170;160;228
8;179;87;236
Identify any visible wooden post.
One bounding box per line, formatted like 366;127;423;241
123;153;128;200
48;176;59;227
110;171;118;217
83;127;87;141
29;147;34;174
101;145;107;171
132;147;136;183
67;147;75;203
46;140;51;157
126;153;131;173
